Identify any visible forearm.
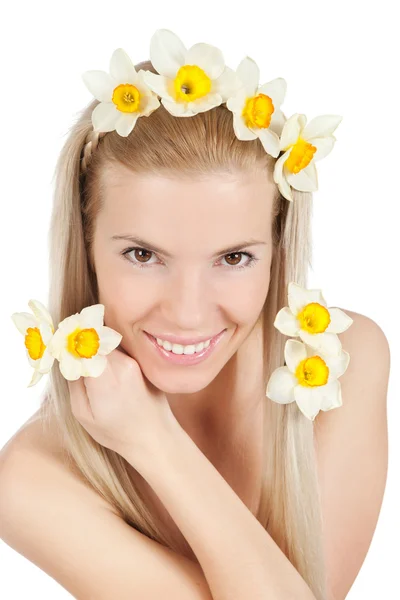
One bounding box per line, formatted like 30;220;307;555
128;421;316;600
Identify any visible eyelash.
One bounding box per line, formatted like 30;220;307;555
120;246;259;271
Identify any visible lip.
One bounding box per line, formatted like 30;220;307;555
144;329;226;366
144;330;226;345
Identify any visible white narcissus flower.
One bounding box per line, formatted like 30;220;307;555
273;113;342;202
141;28;243;117
266;339;350;421
11;299;56;387
47;304;122;381
82;48;161;137
226;56;287;158
274;282;353;356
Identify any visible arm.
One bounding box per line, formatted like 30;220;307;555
129;423;316;600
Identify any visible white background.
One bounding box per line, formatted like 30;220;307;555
0;0;398;598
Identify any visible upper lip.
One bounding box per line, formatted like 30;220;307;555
146;330;226;345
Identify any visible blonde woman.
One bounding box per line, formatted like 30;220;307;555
0;30;390;600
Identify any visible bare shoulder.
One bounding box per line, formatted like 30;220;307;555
314;308;390;600
0;412;213;599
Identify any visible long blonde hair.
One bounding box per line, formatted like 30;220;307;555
38;59;327;599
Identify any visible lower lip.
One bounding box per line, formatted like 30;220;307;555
144;329;227;365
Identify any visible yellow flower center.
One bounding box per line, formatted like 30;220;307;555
242;93;274;129
112;83;141;113
297;302;331;334
295;356;329;387
25;327;46;360
285;137;317;174
67;327;100;359
173;65;212;102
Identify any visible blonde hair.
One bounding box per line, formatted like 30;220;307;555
38;59;328;599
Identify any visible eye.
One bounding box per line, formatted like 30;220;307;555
121;247;259;270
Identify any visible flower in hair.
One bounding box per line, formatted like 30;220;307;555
82;48;161;137
225;57;287;158
141;28;243;117
47;304;122;381
274;282;353;356
11;300;56;387
273;113;343;201
266;339;350;421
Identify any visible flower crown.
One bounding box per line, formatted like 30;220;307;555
80;28;342;202
11;30;353;422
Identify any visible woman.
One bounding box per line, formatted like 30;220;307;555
0;29;390;600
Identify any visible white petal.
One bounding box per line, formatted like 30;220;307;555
186;93;223;115
27;369;44;388
141;71;174;101
26;352;40;369
58;314;81;334
38;346;55;373
185;42;225;80
311;136;335;162
279;114;306;151
320;380;343;411
302;115;343;140
47;327;67;361
325;308;354;333
257;77;287;109
266;366;297;404
28;299;54;330
273;150;293;202
80;354;108;377
39;321;54;345
225;87;248;113
286;161;318;192
109;48;138;84
235;57;259;95
115;112;140;137
232;113;258;141
285;339;307;373
79;304;105;330
255;127;281;158
299;330;342;356
149;29;187;79
324;349;350;380
98;326;123;355
81;70;115;102
214;66;243;100
59;349;83;381
274;307;299;336
11;312;37;335
269;108;287;137
288;281;326;314
161;98;190;116
91;102;120;133
293;385;324;421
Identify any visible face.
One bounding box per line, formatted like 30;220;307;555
92;166;276;422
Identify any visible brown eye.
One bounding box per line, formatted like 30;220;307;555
224;252;243;266
133;248;153;263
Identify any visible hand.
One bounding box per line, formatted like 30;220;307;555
67;347;179;462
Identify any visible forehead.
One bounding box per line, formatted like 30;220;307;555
97;166;276;240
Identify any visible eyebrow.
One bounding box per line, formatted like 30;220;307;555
111;234;267;258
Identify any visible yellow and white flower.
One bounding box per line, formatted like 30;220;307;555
225;57;287;158
275;282;353;356
273;113;342;202
82;48;161;137
11;299;56;387
47;304;122;381
266;339;350;421
141;28;243;117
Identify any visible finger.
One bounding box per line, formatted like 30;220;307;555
68;378;94;422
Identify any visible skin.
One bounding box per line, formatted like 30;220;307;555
91;165;277;451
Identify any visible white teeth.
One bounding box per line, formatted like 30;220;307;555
156;337;212;354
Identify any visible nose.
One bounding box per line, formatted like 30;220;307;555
162;269;214;330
